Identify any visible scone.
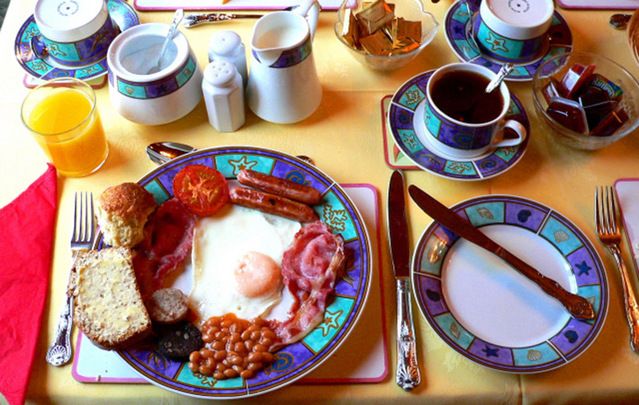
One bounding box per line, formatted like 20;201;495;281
72;247;152;349
96;182;157;247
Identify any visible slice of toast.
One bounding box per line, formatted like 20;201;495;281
72;247;151;350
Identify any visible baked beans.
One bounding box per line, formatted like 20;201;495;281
188;314;278;380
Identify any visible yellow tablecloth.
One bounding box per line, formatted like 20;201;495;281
2;0;639;403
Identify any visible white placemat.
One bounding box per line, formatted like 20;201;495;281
615;179;639;275
133;0;342;11
72;184;389;384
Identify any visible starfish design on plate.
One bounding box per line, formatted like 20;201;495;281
323;205;347;233
485;32;509;53
229;156;257;175
318;309;343;337
576;261;591;276
482;345;500;358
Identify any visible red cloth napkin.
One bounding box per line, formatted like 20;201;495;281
0;164;57;405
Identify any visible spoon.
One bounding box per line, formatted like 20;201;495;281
147;9;184;75
146;142;316;166
485;63;513;93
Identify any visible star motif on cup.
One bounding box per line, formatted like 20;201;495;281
482;345;500;357
485;32;509;53
576;261;591;276
318;309;343;337
229;156;257;174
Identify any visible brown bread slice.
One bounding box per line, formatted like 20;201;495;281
72;247;151;349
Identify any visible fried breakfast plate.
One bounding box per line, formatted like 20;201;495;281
94;146;372;399
412;195;608;373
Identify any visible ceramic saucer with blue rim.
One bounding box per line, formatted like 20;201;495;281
443;1;573;82
15;0;139;82
387;70;530;181
411;194;608;373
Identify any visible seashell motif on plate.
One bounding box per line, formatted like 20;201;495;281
476;207;494;219
554;230;569;243
527;349;543;362
450;321;461;340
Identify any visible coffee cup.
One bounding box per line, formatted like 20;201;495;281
423;63;526;159
472;0;554;63
33;0;119;67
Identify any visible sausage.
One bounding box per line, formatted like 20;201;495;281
229;186;319;223
237;169;323;205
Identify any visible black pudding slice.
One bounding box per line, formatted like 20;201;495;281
157;323;203;360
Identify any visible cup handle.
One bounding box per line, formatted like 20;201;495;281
295;0;320;39
494;119;527;148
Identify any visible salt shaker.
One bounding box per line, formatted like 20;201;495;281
208;30;247;85
202;60;245;132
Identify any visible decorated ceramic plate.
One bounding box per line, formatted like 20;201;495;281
96;146;372;398
444;1;572;82
412;195;608;373
387;70;529;181
15;0;139;81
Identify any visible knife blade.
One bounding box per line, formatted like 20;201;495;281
408;185;595;321
387;170;421;391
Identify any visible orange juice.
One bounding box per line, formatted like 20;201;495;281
23;80;108;177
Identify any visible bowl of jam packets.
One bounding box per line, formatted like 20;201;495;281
532;51;639;150
334;0;438;71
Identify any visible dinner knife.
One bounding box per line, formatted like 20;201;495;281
387;170;421;391
408;185;596;321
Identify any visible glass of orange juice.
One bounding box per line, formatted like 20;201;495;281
21;77;108;177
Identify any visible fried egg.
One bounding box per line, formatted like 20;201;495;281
190;205;301;321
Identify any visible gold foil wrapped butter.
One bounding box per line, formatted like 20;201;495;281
341;0;423;56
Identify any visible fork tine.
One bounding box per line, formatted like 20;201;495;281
610;186;619;232
595;186;602;235
72;192;79;243
87;192;95;243
605;186;616;234
82;192;90;243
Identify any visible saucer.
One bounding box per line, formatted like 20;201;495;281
443;1;573;82
412;194;608;373
15;0;139;81
387;70;530;181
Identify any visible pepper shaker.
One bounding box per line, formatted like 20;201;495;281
202;60;245;132
208;30;247;86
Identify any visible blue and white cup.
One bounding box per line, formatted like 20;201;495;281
424;63;527;159
34;0;118;67
472;0;554;63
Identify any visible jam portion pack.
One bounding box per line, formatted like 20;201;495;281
543;63;628;137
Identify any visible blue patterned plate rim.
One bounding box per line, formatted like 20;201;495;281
411;194;608;373
443;1;573;82
387;69;530;181
14;0;139;81
101;145;372;399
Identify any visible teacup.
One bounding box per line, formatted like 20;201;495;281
423;63;527;159
472;0;554;63
107;23;203;125
33;0;119;67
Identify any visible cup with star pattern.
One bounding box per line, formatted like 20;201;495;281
470;0;554;63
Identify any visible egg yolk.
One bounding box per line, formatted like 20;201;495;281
234;252;282;298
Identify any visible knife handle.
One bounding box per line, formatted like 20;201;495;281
396;278;421;391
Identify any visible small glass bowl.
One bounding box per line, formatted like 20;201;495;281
333;0;438;71
532;51;639;150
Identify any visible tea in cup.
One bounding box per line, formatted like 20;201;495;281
33;0;119;66
21;78;109;177
423;63;527;159
472;0;554;63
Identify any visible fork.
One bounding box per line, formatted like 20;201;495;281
45;192;95;366
595;186;639;353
